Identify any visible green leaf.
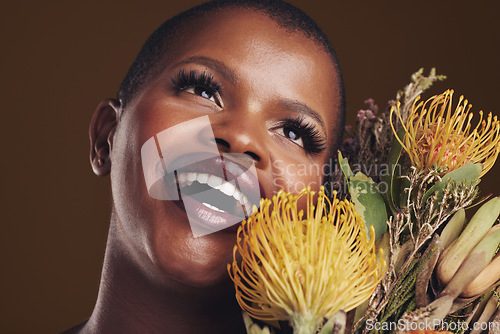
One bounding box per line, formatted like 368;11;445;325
337;152;389;240
338;151;353;180
349;172;388;240
380;128;405;213
421;162;482;205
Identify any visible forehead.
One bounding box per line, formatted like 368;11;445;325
157;8;340;131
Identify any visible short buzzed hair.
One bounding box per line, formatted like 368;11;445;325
117;0;345;147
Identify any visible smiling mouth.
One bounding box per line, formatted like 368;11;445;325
176;172;253;217
152;154;261;236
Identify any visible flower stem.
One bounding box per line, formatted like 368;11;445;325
291;312;322;334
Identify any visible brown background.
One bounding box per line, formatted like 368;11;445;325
1;1;499;333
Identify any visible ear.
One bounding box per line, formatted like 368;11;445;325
89;99;121;176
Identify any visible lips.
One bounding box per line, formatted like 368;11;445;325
168;153;262;236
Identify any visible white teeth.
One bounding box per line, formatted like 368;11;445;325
197;173;208;184
176;172;253;209
233;189;242;201
220;182;236;197
186;172;197;186
242;198;252;212
207;175;223;189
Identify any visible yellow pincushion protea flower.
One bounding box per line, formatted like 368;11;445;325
228;187;385;333
391;89;500;177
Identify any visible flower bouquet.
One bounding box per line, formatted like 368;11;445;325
229;69;500;334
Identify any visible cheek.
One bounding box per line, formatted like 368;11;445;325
109;112;241;286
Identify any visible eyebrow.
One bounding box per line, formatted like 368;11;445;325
173;56;237;84
278;100;327;135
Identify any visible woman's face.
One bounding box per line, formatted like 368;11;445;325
107;9;342;288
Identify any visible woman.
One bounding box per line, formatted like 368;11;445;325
66;0;345;332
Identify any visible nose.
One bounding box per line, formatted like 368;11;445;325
209;112;269;169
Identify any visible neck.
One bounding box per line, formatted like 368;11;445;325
82;215;246;334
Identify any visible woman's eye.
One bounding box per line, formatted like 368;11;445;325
277;126;304;148
184;87;218;104
273;116;327;155
172;70;222;106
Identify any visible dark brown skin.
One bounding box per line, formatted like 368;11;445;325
78;8;342;334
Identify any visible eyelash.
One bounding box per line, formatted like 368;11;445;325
171;69;221;104
281;116;327;155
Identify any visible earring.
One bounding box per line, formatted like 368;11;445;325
97;158;105;167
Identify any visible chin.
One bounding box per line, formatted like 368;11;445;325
153;232;237;289
184;268;232;289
